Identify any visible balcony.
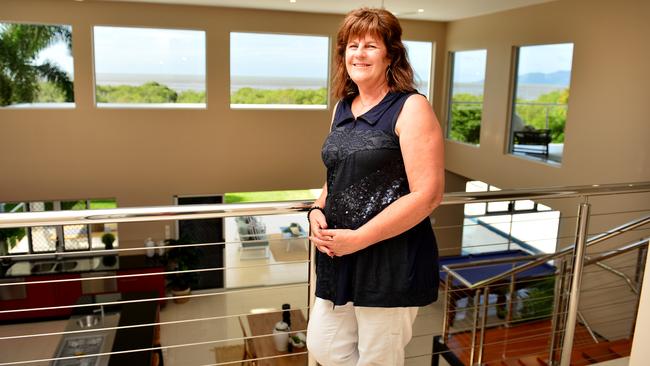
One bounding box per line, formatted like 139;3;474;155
1;182;649;365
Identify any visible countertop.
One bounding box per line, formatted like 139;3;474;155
1;255;165;278
74;292;159;366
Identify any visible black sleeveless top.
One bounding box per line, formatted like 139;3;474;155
316;91;439;307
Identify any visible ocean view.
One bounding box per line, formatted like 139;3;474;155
95;73;327;93
94;74;560;100
454;82;567;100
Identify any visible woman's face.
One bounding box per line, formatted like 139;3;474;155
345;33;390;87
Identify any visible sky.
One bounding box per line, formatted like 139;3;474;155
37;28;431;81
452;43;574;83
34;27;571;83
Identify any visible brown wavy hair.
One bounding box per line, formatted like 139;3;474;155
332;7;416;100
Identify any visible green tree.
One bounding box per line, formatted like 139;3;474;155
36;81;67;102
515;88;569;143
231;87;327;105
0;23;73;106
96;82;178;103
178;90;206;103
449;93;483;144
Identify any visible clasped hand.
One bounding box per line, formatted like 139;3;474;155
308;209;364;257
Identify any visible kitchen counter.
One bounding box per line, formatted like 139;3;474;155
0;256;166;323
52;312;121;366
71;292;159;366
1;255;165;278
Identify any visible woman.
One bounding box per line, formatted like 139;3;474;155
306;7;445;366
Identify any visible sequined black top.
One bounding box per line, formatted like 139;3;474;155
316;91;439;307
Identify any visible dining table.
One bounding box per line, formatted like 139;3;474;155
246;309;308;365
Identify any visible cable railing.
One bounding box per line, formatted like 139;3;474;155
0;181;649;366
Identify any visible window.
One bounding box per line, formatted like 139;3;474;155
93;26;206;108
509;43;574;164
230;32;329;109
223;189;320;288
0;199;118;255
403;40;433;99
0;22;74;108
446;50;487;145
462;181;559;254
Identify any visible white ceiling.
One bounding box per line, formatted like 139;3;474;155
100;0;559;21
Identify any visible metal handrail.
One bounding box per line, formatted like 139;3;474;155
0;201;314;228
585;238;649;265
585;238;649;294
1;181;649;229
441;237;648;295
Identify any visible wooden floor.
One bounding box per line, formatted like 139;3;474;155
445;320;632;366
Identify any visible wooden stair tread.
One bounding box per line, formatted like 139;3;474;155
449;337;631;366
578;341;620;363
500;359;522;366
518;355;548;365
608;339;632;357
446;319;600;366
569;349;592;366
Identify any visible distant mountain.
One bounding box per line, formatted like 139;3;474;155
518;70;571;86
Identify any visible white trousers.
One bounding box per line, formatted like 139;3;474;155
306;297;418;366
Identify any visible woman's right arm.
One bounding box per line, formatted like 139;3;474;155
309;102;338;255
309;183;330;241
309;183;332;256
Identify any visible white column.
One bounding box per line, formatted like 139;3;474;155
629;244;650;366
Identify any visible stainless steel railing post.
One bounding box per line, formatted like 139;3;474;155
477;287;490;365
548;258;567;365
559;202;590;366
441;272;453;343
469;289;481;365
308;232;317;366
505;266;516;327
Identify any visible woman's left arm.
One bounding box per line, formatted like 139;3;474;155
313;94;444;256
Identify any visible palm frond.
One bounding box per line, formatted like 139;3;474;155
36;61;74;102
0;23;73;104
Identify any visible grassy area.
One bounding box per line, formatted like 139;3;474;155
224;190;318;203
89;200;118;209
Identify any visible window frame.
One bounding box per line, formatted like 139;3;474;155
0;21;76;110
228;30;331;110
1;198;118;256
506;42;574;165
91;24;208;109
445;49;488;146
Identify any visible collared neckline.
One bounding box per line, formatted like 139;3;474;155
334;92;401;127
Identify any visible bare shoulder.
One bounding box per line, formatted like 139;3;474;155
395;94;437;136
404;93;432;111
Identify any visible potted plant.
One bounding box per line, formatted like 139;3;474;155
164;238;200;304
289;332;307;349
513;277;556;323
101;233;117;267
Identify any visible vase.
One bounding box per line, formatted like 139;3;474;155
272;321;289;352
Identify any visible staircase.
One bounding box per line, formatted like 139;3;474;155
441;318;632;366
